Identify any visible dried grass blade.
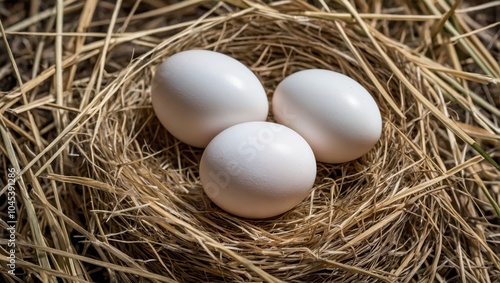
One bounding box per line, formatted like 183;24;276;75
66;0;98;89
305;11;441;21
0;256;90;283
430;0;461;38
55;0;64;129
10;96;55;114
450;21;500;42
422;65;499;84
318;258;392;282
3;0;80;34
12;243;177;282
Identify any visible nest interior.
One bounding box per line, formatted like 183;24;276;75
0;0;499;282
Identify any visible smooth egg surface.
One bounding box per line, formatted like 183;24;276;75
200;122;317;219
272;69;382;163
151;50;268;147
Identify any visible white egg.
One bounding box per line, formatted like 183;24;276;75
151;50;268;147
200;122;316;219
272;69;382;163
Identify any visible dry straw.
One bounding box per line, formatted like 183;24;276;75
1;0;499;282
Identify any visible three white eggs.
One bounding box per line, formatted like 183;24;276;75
151;50;382;218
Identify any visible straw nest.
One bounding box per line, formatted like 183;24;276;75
1;0;499;282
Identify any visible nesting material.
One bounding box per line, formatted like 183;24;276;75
0;0;499;282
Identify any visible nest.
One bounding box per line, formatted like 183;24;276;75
1;0;499;282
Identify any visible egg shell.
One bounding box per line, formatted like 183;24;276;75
200;121;317;219
151;50;268;148
272;69;382;163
